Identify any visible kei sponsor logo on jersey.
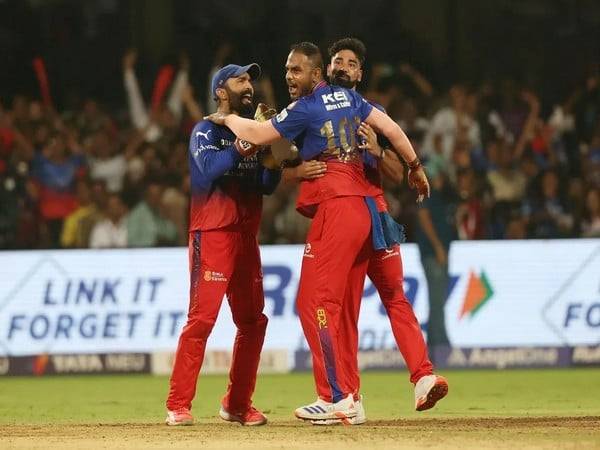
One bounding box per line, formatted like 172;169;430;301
321;91;351;111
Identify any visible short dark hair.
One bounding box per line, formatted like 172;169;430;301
328;37;366;67
290;41;324;71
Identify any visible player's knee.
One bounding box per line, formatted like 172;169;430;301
380;289;410;308
234;312;268;334
181;316;217;339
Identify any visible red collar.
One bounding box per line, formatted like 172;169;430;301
312;80;328;92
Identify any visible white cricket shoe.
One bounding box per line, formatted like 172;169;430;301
294;394;357;422
311;395;367;425
414;374;448;411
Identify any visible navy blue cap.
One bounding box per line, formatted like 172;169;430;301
211;63;261;99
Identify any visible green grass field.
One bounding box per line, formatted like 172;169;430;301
1;368;600;449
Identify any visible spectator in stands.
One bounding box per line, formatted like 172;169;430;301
127;180;178;247
421;84;481;164
574;69;600;145
487;141;527;237
499;79;529;142
524;170;574;238
88;130;127;192
416;162;457;345
60;177;102;248
583;133;600;188
581;188;600;237
31;131;86;247
455;168;486;240
122;49;188;143
89;192;128;248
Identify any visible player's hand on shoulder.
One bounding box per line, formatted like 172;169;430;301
204;112;228;126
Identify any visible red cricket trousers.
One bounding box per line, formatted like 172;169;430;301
338;245;434;399
166;229;267;414
296;196;372;403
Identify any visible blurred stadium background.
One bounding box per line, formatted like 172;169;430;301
0;0;599;448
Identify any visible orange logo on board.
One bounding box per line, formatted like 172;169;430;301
459;270;494;320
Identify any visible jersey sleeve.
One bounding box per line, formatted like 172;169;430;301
368;101;392;149
270;99;310;142
352;91;374;122
190;121;242;183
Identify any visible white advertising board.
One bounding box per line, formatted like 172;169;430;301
446;240;600;347
0;244;429;360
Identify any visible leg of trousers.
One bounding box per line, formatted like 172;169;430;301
337;244;372;399
337;244;434;398
368;246;433;384
221;234;268;414
296;197;371;403
167;231;266;412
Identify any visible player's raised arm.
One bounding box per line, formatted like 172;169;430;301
364;107;430;201
205;112;281;146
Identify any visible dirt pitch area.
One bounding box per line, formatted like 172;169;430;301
2;417;600;449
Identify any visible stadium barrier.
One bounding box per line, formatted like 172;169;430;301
1;344;599;376
0;239;598;374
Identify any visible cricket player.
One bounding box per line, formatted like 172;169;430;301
165;63;281;426
206;42;429;423
322;37;448;425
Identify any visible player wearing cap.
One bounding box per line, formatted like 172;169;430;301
165;63;281;426
206;42;430;424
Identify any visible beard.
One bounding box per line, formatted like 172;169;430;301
330;69;356;89
226;87;254;117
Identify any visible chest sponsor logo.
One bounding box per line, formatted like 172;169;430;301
321;91;351;111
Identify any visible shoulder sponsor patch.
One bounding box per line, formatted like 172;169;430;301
276;109;288;123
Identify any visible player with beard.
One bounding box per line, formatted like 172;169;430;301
165;64;281;426
206;43;431;424
316;37;448;425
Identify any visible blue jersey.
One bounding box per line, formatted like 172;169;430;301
188;120;280;233
270;81;379;217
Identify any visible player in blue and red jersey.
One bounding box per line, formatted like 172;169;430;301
206;42;429;423
320;38;448;425
165;63;281;427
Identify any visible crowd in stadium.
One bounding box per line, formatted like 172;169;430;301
0;49;599;250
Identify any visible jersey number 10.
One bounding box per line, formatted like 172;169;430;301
320;116;361;161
